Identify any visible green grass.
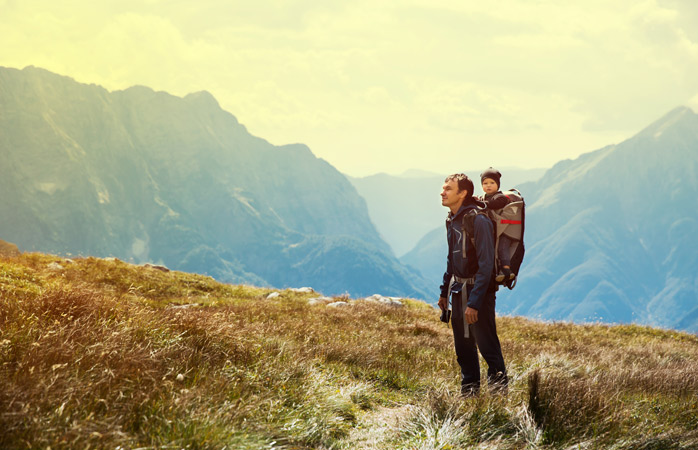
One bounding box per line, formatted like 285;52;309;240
1;252;697;449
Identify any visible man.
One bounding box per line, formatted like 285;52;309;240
438;173;508;396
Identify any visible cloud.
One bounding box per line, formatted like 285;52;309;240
411;81;583;135
2;0;698;175
687;94;698;112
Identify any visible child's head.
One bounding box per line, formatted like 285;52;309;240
480;167;502;195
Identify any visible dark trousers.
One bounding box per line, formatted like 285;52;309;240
498;234;513;268
451;289;507;394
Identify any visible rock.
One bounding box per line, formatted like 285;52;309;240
143;263;170;272
0;239;21;258
47;262;64;271
104;257;120;262
327;301;350;308
266;292;281;299
364;294;404;308
168;303;198;309
308;296;333;305
289;287;314;294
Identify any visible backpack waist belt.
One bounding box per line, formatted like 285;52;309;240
453;276;476;285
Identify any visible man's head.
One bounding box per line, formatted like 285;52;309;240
442;173;473;212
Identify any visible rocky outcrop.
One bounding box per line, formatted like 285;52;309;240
0;239;21;258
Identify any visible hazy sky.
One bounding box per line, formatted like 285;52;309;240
3;1;698;176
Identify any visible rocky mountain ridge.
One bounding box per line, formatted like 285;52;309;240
0;66;430;298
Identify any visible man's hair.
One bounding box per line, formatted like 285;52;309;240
445;173;474;200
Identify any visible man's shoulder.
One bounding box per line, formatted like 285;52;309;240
473;210;494;231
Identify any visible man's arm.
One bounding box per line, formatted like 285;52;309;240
438;229;453;310
467;214;495;311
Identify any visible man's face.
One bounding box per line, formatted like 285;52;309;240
441;179;466;209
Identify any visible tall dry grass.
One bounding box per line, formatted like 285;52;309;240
1;253;697;449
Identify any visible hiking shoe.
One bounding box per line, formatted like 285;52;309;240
496;267;512;283
461;384;480;398
488;371;509;396
502;267;512;280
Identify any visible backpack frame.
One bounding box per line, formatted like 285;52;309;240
484;189;525;289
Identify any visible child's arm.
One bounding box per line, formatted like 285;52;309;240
484;192;511;210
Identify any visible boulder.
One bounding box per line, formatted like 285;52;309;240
364;294;404;308
327;301;350;308
308;296;333;305
142;263;170;272
168;303;199;309
47;262;64;271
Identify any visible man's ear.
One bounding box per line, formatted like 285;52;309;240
459;190;468;200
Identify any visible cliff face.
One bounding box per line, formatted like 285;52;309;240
0;66;430;298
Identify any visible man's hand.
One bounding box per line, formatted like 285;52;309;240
465;306;479;324
438;296;448;311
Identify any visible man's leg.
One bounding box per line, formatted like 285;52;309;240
451;291;481;395
471;291;508;393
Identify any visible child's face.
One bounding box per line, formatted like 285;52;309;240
482;178;498;195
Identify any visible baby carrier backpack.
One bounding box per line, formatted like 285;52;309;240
486;189;525;289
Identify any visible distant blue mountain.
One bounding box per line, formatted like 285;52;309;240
401;107;698;333
0;66;431;299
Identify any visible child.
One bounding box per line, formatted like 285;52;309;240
479;168;515;284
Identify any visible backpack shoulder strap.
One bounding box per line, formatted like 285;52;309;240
460;208;490;252
461;208;490;235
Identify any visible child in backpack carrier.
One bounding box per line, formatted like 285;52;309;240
480;168;516;286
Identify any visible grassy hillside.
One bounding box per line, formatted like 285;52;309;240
1;253;697;449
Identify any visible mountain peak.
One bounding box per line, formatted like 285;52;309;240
184;90;221;110
637;106;697;139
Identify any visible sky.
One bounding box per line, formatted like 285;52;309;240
3;0;698;177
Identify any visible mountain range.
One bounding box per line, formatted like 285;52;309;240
402;107;698;333
0;66;430;298
3;66;697;333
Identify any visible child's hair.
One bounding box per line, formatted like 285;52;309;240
480;167;502;189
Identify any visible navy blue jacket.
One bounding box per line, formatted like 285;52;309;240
439;200;496;310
